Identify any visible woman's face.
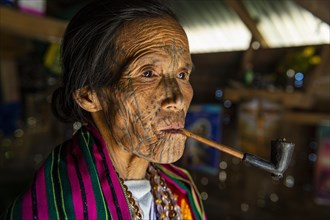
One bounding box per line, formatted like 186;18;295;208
105;17;193;163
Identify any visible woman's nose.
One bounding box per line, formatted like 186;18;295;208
160;79;184;111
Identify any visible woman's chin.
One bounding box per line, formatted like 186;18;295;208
154;142;185;164
133;134;186;163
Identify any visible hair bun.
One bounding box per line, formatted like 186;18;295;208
51;86;75;123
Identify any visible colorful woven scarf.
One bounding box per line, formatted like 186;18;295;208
4;126;206;220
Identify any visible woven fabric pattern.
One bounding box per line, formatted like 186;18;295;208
4;126;206;220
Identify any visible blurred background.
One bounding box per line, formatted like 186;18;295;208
0;0;329;219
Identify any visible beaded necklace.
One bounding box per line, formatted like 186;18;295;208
117;164;182;220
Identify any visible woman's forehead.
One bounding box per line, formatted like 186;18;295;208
115;17;190;56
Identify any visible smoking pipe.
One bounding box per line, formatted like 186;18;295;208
180;129;295;178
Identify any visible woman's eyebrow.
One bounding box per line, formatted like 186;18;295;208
132;56;162;67
184;63;194;72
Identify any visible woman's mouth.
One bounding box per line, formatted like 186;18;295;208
157;118;185;135
159;126;185;136
161;128;182;134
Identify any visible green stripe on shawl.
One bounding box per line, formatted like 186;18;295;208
45;150;60;219
58;143;75;218
56;144;69;219
79;129;109;219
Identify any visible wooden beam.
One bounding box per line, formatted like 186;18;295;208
293;0;330;24
225;0;269;48
0;6;67;43
284;112;330;125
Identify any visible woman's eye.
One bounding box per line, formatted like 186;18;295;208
177;72;186;79
142;71;154;77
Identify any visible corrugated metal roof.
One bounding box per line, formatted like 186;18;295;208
243;0;329;47
168;0;330;54
169;0;251;53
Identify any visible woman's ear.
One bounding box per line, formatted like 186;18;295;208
73;88;102;112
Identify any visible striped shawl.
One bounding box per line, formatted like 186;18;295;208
5;126;206;220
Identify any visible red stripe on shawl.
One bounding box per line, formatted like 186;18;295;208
66;144;83;218
21;186;33;220
72;137;98;219
87;126;132;220
35;165;49;219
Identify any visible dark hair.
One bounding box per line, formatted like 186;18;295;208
51;0;177;123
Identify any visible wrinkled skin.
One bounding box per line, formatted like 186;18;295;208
91;17;193;179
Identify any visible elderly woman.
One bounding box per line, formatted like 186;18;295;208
5;0;206;219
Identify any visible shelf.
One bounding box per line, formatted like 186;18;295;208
0;6;67;43
224;88;314;109
223;87;330;124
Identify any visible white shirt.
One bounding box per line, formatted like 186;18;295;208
124;179;157;219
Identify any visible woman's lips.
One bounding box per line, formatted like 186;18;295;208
157;118;185;135
159;126;184;135
161;128;182;134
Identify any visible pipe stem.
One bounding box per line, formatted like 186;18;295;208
180;128;244;160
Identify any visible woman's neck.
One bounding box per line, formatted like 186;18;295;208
107;145;149;180
92;111;149;180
